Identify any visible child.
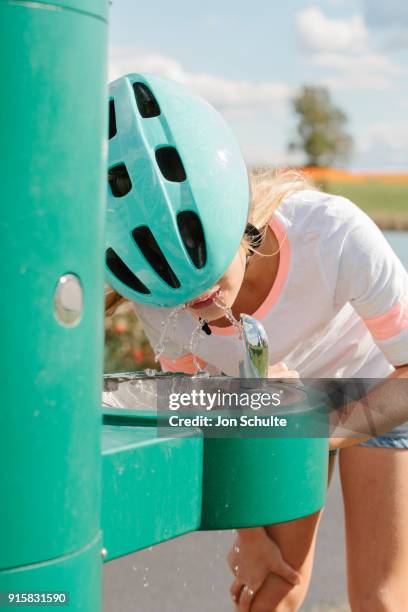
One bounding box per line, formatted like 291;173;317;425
106;73;408;611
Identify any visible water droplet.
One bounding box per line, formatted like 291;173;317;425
144;368;157;377
192;369;210;379
234;546;240;554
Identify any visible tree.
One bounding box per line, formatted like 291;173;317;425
289;85;353;167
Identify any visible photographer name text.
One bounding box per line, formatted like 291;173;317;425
168;414;287;428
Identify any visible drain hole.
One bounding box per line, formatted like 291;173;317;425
133;82;161;118
132;226;180;288
177;211;206;269
155;147;186;182
106;248;150;294
108;164;132;197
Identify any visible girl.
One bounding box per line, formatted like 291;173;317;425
106;73;408;611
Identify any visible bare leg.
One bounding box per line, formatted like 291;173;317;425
340;446;408;612
244;454;336;612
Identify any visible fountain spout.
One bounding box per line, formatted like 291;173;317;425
239;314;269;379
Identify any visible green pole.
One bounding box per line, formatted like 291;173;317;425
0;0;108;608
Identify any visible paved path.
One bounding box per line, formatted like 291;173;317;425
104;464;349;611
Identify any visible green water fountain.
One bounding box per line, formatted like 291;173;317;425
0;0;328;607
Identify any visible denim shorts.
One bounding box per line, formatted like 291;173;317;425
359;420;408;449
329;426;408;454
324;379;408;450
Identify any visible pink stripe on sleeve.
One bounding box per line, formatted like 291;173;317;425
159;353;207;374
364;296;408;340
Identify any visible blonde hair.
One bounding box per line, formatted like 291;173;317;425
105;167;316;315
242;167;316;256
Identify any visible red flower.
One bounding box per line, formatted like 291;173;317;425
133;348;145;363
114;322;127;334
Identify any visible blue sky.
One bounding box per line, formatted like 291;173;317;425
109;1;408;170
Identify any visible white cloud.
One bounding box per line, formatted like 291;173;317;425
109;48;290;110
321;72;394;91
311;50;403;90
310;51;401;74
295;6;403;91
109;49;185;83
354;121;408;170
296;6;368;53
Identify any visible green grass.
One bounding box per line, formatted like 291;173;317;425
320;181;408;216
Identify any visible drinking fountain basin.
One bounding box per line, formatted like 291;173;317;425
102;371;329;530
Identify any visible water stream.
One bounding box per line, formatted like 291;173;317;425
213;293;242;338
150;292;243;375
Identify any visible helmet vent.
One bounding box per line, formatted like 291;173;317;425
108;164;132;197
133;82;161;118
109;99;117;139
106;248;150;294
155;147;186;182
132;226;181;289
177;211;207;269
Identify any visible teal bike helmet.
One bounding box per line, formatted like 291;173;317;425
106;73;250;307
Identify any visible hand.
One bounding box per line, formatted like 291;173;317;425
227;527;300;611
268;361;299;381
